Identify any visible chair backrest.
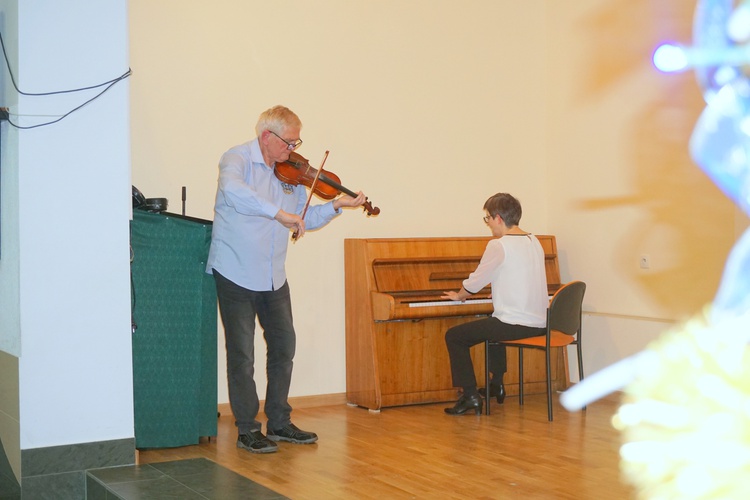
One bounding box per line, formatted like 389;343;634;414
547;281;586;337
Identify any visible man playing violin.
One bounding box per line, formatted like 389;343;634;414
206;105;366;453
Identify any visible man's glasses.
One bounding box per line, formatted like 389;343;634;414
269;130;303;150
483;214;493;224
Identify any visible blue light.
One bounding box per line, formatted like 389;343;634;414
653;44;688;72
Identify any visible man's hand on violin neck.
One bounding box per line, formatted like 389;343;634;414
275;210;306;238
333;191;367;211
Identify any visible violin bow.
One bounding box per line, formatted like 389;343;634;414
292;150;330;242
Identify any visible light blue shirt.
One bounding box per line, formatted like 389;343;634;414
206;138;340;291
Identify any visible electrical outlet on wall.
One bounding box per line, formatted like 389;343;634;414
639;254;651;269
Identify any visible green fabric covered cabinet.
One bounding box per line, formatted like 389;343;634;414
130;210;217;448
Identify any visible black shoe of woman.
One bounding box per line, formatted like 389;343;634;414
478;384;506;404
444;393;483;415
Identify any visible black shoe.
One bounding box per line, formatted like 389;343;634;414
237;430;278;454
478;384;506;404
444;393;483;415
267;423;318;444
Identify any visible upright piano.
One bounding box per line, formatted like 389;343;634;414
344;235;568;411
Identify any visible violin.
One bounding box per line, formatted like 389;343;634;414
275;151;380;217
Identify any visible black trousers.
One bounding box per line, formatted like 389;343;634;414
213;270;296;434
445;317;545;389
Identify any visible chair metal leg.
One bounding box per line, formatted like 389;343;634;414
546;347;553;421
577;341;586;411
518;348;524;406
485;340;491;415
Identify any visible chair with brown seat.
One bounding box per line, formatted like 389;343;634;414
484;280;586;420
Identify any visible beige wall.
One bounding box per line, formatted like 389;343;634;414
545;1;744;377
547;0;737;317
129;1;744;402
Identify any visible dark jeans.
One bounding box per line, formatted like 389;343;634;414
213;270;295;434
445;317;545;390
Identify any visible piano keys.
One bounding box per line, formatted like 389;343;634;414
407;297;494;308
371;290;494;321
344;235;568;411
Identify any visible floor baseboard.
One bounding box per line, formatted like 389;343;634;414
217;392;347;418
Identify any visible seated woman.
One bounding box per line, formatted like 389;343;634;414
443;192;548;415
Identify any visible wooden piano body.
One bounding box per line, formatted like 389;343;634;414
344;235;568;411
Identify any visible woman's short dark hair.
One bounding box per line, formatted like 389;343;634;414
483;193;522;226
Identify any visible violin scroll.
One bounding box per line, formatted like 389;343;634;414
362;199;380;216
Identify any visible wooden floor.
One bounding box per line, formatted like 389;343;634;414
138;392;634;499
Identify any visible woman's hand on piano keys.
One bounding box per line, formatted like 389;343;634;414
441;290;465;302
